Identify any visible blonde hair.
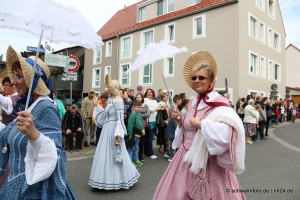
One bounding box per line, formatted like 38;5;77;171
192;63;214;80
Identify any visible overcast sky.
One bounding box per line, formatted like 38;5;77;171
0;0;299;60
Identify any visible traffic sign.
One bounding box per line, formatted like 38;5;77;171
66;72;78;81
45;53;68;67
27;46;45;53
68;55;80;72
137;85;143;92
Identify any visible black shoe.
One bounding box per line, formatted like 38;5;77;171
265;133;269;136
84;142;89;147
90;142;96;146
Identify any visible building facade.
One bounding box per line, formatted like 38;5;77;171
83;0;286;103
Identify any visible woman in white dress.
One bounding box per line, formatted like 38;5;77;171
89;75;140;190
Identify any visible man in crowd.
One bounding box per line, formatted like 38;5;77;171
62;104;84;153
81;89;96;147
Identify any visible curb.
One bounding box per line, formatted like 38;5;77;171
268;121;300;153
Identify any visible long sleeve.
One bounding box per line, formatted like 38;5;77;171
201;119;231;155
0;94;13;115
127;114;135;138
24;134;57;185
93;104;105;128
115;97;127;138
81;98;87;119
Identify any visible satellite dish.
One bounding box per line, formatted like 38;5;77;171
271;84;278;91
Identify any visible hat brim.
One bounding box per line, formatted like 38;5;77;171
183;51;217;89
6;46;50;96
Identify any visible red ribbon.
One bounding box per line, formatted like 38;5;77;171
194;87;229;117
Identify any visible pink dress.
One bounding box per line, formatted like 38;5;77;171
153;99;246;200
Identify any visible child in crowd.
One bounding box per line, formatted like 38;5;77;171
280;103;285;123
274;105;280;126
127;101;145;167
292;107;297;123
180;99;189;120
164;95;182;161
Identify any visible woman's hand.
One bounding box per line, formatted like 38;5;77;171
171;109;181;123
189;117;201;129
114;136;121;146
17;111;40;141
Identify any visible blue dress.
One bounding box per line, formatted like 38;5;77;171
89;97;140;190
0;99;77;199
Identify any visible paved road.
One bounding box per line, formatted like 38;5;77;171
67;122;300;200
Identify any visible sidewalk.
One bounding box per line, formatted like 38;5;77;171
66;145;96;161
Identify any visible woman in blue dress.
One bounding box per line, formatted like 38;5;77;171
0;46;77;199
89;75;140;190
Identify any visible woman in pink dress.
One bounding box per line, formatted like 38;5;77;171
153;51;246;200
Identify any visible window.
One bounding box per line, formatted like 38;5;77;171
104;66;111;81
268;59;273;80
157;0;174;16
121;36;132;59
140;64;152;84
193;14;206;38
141;29;154;48
139;7;145;22
256;0;265;11
121;64;130;86
249;51;259;76
268;27;273;47
93;68;101;88
189;0;198;6
105;41;112;57
274;62;281;82
273;31;280;51
93;49;102;65
248;90;259;98
268;0;275;18
260;56;266;79
164;57;174;76
249;13;258;39
259;21;265;43
165;23;175;42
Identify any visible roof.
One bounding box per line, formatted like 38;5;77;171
286;43;300;53
287;86;300;92
98;0;234;40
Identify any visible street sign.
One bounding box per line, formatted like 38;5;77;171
27;46;45;53
45;53;68;67
66;72;78;81
68;55;80;72
137;85;143;92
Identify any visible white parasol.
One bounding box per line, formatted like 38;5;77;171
126;40;187;105
0;0;104;109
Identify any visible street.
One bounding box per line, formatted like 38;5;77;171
67;122;300;200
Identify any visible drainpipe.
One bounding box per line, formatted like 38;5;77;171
116;34;120;80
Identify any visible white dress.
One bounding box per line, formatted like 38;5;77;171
88;97;140;190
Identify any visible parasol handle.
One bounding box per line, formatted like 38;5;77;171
25;29;44;110
157;61;173;107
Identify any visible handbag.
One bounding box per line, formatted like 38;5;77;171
114;147;123;163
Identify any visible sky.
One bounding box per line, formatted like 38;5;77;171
0;0;299;60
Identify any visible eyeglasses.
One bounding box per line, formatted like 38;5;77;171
12;75;24;81
2;84;12;87
191;75;210;81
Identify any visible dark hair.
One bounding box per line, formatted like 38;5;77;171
181;99;189;108
241;97;246;102
101;93;108;99
144;88;155;99
119;88;124;95
173;94;181;103
179;93;186;99
135;92;145;104
129;89;134;92
2;77;11;85
262;97;268;103
133;101;142;107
